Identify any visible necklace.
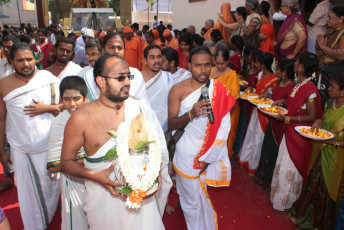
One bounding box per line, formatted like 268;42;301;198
54;63;65;70
332;99;344;109
290;76;314;98
279;79;291;87
14;74;30;84
99;97;121;114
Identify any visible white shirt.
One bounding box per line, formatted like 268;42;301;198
0;58;14;79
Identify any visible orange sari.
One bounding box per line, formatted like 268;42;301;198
215;2;235;43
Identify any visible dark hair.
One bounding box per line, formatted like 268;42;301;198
216;42;229;51
188;46;211;63
201;27;207;33
131;23;139;30
19;34;32;43
67;32;76;38
244;47;250;56
236;7;248;21
145;31;154;39
2;29;11;38
331;5;344;18
193;34;205;46
179;32;193;46
59;76;88;99
85;38;102;52
210;29;222;44
322;63;344;90
93;53;123;87
37;28;48;36
259;1;270;18
162;47;179;67
231;35;244;51
257;52;274;73
215;48;229;61
10;42;34;60
56;30;65;38
50;23;58;28
250;49;263;62
298;52;319;77
3;34;21;44
55;37;76;49
144;44;161;59
103;32;125;49
142;25;150;31
277;58;295;80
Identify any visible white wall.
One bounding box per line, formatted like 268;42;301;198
171;0;243;33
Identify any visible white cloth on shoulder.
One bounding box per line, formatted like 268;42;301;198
58;61;82;81
83;97;171;229
4;70;60;230
145;70;172;131
171;68;191;86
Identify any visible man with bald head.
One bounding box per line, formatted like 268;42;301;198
105;26;114;34
61;53;168;229
116;26;124;35
203;19;215;41
163;29;179;50
187;25;196;35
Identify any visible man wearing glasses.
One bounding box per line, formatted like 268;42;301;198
61;53;168;229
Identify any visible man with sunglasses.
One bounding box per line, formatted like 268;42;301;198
61;53;169;229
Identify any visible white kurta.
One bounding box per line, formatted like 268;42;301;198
47;110;88;230
171;68;191;86
58;61;82;81
145;70;172;131
81;67;148;102
83;98;171;229
4;70;60;230
173;80;231;230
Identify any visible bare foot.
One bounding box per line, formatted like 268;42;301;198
165;204;175;214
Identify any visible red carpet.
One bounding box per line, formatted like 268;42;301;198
0;163;295;229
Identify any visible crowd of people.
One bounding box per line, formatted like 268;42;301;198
0;0;344;229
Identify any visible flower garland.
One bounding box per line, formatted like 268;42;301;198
290;75;314;98
116;121;161;209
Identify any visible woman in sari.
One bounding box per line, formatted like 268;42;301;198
259;24;276;55
254;58;295;192
215;2;235;44
233;49;263;157
291;71;344;229
316;6;344;68
229;35;245;75
271;52;323;212
239;52;279;175
32;28;53;69
276;0;307;59
210;49;240;159
177;32;193;70
217;7;247;40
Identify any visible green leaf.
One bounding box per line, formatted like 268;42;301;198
107;129;117;138
103;146;117;160
135;141;154;150
116;186;132;196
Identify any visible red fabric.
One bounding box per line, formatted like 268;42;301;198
177;48;189;70
256;74;279;133
229;54;241;74
193;80;235;169
259;24;275;55
271;83;296;145
280;83;323;182
32;43;53;69
276;13;307;58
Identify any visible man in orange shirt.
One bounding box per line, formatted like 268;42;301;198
122;26;143;70
203;19;215;40
152;29;164;49
163;29;179;50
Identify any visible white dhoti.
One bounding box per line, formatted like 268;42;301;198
58;61;82;81
173;80;232;230
47;110;88;230
81;67;148;102
145;70;172;131
239;108;265;174
4;70;60;230
83;98;171;229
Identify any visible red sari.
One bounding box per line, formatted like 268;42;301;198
177;48;189;70
32;43;53;69
280;83;323;181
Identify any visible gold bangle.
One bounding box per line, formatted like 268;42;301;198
285;116;290;124
188;110;193;121
298;116;301;123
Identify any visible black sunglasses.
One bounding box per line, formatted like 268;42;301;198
101;74;134;82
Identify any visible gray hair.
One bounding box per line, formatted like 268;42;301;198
245;0;259;10
205;19;214;27
203;40;215;49
282;0;299;10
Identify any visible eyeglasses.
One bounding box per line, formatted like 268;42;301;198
85;52;100;58
102;74;134;82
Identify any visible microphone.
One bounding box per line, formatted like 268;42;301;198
201;86;214;122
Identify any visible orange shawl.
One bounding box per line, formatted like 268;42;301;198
215;2;235;42
259;24;275;55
